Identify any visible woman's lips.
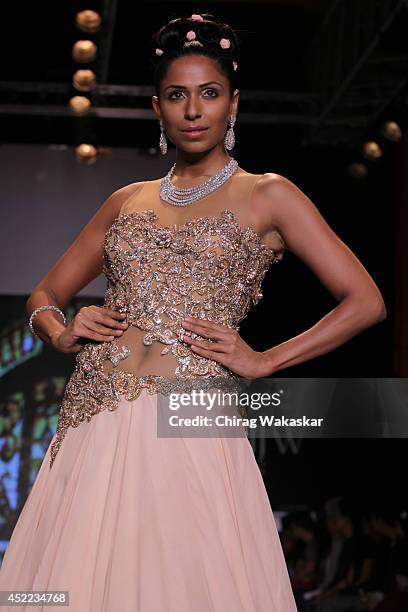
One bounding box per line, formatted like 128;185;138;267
180;128;209;138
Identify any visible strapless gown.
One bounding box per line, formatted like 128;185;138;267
0;171;298;611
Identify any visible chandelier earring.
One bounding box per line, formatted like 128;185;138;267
159;119;168;155
224;114;236;151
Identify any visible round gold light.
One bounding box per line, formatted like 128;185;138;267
72;40;97;63
381;120;402;142
75;10;102;33
348;162;368;178
75;144;97;164
362;141;383;160
72;69;96;92
69;96;91;114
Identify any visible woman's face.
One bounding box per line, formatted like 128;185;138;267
152;55;239;154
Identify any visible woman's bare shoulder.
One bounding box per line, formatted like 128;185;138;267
253;172;311;217
239;169;292;196
255;172;294;190
112;180;145;201
107;181;145;216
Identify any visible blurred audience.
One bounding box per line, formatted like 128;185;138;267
281;497;408;612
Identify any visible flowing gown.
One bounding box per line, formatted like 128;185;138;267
0;168;298;611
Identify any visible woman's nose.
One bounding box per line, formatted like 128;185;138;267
185;97;201;118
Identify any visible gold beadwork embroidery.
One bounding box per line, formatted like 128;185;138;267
49;208;283;469
107;343;131;366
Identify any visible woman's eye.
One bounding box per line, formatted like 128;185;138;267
204;89;218;97
168;89;218;99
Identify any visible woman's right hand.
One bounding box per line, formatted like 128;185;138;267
51;305;128;353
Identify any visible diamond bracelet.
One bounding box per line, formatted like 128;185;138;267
28;305;66;338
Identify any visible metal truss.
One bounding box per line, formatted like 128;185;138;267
303;0;408;146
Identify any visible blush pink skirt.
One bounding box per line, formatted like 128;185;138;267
0;389;297;611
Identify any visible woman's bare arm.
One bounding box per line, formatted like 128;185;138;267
256;174;387;374
26;182;143;346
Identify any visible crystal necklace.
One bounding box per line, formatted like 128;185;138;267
159;157;239;206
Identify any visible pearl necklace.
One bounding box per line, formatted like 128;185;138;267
159;157;239;206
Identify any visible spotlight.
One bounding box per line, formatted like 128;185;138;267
362;141;383;160
348;162;368;178
75;10;102;34
381;120;402;142
75;144;97;164
72;40;97;63
72;69;96;92
69;96;91;115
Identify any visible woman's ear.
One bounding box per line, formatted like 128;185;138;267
151;95;160;117
231;88;239;115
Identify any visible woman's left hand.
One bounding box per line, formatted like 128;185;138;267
181;316;272;378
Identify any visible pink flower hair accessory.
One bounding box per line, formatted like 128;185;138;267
155;48;163;56
220;38;231;50
190;14;204;21
186;30;196;41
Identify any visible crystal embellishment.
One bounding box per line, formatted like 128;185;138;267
160;157;239;206
108;344;131;367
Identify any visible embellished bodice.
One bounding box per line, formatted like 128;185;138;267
49;171;285;468
102;207;282;376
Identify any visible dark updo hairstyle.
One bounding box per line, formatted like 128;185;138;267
151;13;240;99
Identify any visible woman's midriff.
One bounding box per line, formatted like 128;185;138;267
100;325;184;378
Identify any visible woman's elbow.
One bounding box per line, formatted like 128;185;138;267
374;292;387;321
342;291;387;328
378;301;387;322
365;294;387;324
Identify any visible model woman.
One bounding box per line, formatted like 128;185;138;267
0;13;386;612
